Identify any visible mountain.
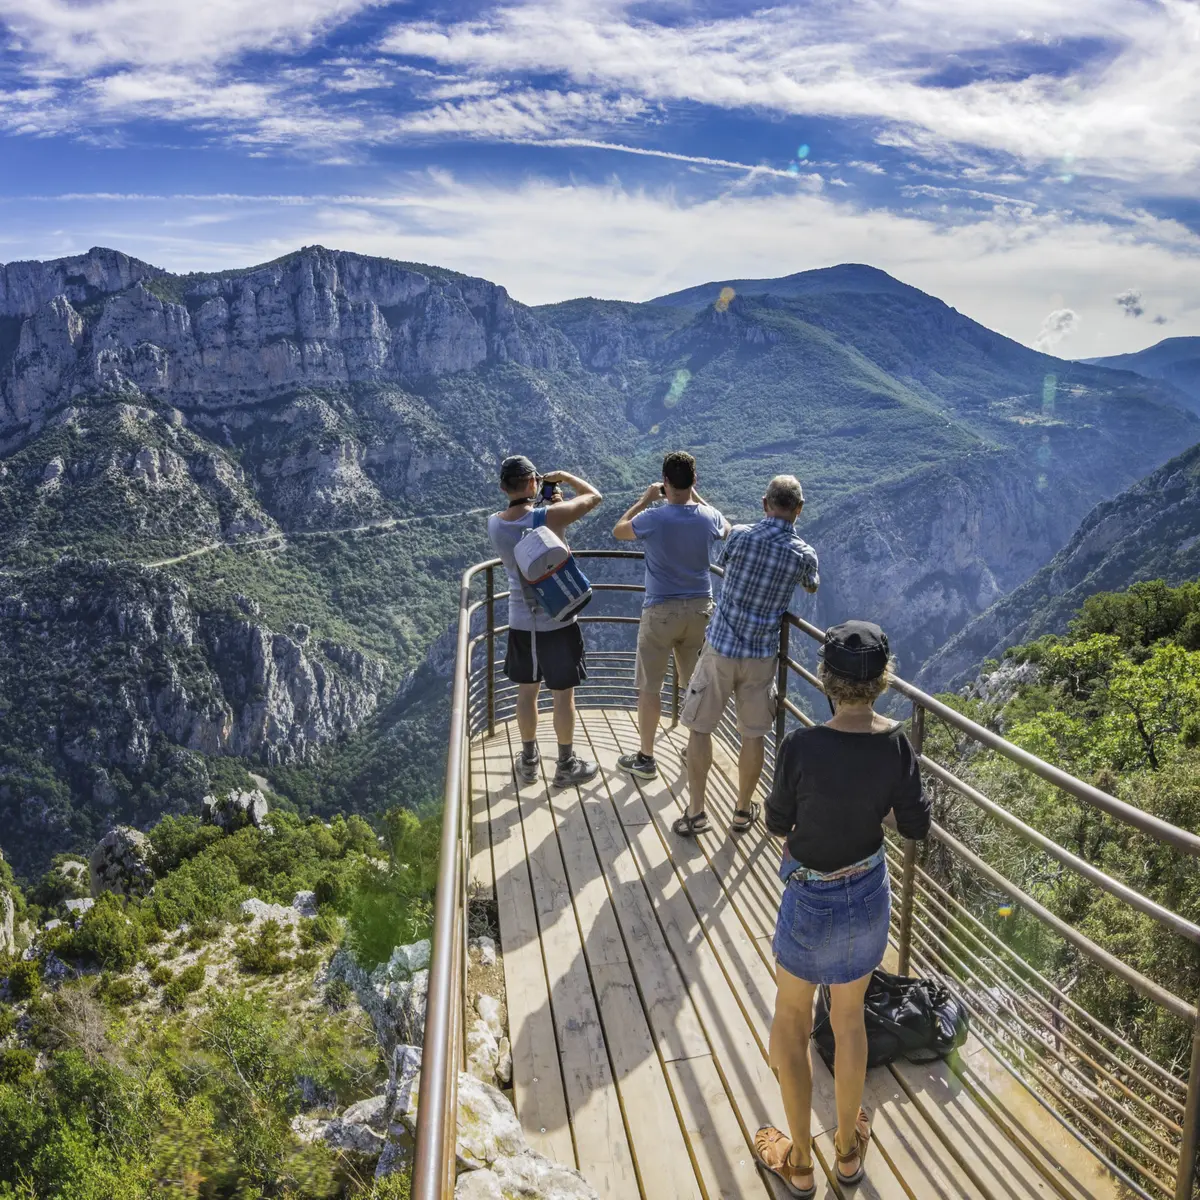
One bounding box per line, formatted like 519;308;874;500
919;440;1200;690
2;245;1199;872
1083;337;1200;411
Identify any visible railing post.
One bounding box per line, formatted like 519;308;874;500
670;649;680;724
896;700;924;977
486;565;495;737
1176;1010;1200;1200
774;618;789;774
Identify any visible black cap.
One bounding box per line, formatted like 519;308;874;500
821;620;890;681
500;454;537;486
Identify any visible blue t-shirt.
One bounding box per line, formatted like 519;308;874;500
631;502;726;607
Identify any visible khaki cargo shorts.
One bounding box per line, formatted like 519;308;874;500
635;597;713;693
680;643;777;738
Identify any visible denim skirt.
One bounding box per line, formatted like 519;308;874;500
772;859;891;985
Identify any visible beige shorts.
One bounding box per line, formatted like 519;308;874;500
635;597;713;692
680;643;778;738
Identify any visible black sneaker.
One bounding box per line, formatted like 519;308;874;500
552;755;599;787
513;753;540;786
617;751;658;780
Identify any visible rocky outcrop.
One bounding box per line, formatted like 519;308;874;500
202;788;269;832
292;1093;389;1159
90;826;155;897
378;1047;599;1199
325;940;431;1061
0;246;571;434
0;848;14;955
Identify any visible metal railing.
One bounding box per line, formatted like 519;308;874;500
414;551;1200;1200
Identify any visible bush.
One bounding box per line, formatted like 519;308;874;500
0;1047;35;1085
323;978;353;1012
149;965;174;988
176;963;206;993
234;920;294;975
299;908;341;949
162;978;189;1010
0;1004;15;1038
71;894;144;972
5;958;41;1002
97;976;145;1007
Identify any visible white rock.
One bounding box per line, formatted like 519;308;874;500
466;1018;501;1084
373;938;431;983
342;1093;388;1130
240;898;299;926
470;935;497;967
44;918;64;932
496;1036;512;1086
405;1069;525;1171
0;889;13;955
456;1153;601;1200
292;890;318;917
291;1114;328;1144
475;993;504;1040
64;897;94;916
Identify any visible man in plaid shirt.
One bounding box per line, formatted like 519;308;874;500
676;475;819;837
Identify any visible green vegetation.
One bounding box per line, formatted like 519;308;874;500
927;580;1200;1066
0;799;438;1198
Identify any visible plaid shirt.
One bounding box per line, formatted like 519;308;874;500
707;517;820;659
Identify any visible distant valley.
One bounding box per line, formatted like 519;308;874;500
2;244;1199;872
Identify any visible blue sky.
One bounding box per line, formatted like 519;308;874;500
1;0;1198;357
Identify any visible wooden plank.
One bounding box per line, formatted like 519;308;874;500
483;729;575;1167
469;735;494;895
665;1055;775;1200
575;714;712;1063
580;711;654;825
517;749;639;1200
536;733;627;968
591;963;705;1200
891;1055;1069;1199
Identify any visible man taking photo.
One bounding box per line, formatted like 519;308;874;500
488;454;603;788
612;451;729;780
676;474;819;836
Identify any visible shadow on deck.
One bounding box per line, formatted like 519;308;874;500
470;709;1125;1200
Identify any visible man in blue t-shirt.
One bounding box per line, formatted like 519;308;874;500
612;451;729;779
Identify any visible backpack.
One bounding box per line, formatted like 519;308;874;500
513;510;593;622
811;969;969;1070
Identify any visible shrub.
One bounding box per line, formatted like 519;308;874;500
97;976;144;1007
0;1004;15;1039
234;920;294;975
323;978;353;1012
162;978;188;1010
176;963;206;993
5;958;41;1002
149;965;174;988
299;908;340;949
71;894;144;972
0;1047;35;1085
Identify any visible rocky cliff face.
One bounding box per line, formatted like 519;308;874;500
918;441;1200;690
0;559;383;871
0;246;570;436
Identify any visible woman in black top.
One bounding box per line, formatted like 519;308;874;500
753;621;930;1196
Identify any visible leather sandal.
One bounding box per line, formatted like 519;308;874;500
753;1126;816;1198
730;801;760;835
834;1107;871;1185
672;811;710;837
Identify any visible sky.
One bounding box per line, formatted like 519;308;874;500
1;0;1198;358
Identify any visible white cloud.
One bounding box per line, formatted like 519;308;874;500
393;89;647;139
0;0;386;71
1034;308;1079;351
380;0;1200;186
7;174;1199;358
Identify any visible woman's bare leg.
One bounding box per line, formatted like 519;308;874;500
770;965;818;1166
829;972;873;1171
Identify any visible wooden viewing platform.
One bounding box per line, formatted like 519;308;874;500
470;707;1126;1200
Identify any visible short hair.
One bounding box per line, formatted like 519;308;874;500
765;475;804;514
819;659;894;707
662;451;696;490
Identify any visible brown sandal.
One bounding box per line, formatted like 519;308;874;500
753;1126;816;1198
834;1107;871;1185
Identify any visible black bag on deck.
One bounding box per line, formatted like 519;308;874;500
811;969;969;1070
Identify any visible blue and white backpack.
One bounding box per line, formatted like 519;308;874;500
514;509;593;621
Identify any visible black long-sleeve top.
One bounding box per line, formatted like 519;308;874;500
765;724;931;873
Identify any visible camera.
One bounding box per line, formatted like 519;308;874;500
540;480;560;502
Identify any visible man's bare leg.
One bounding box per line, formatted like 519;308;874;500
770;966;818;1169
516;682;540;743
686;729;713;817
738;734;765;811
550;687;576;747
637;688;661;756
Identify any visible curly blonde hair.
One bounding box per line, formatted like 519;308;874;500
818;658;895;707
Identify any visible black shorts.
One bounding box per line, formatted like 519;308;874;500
505;624;588;691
